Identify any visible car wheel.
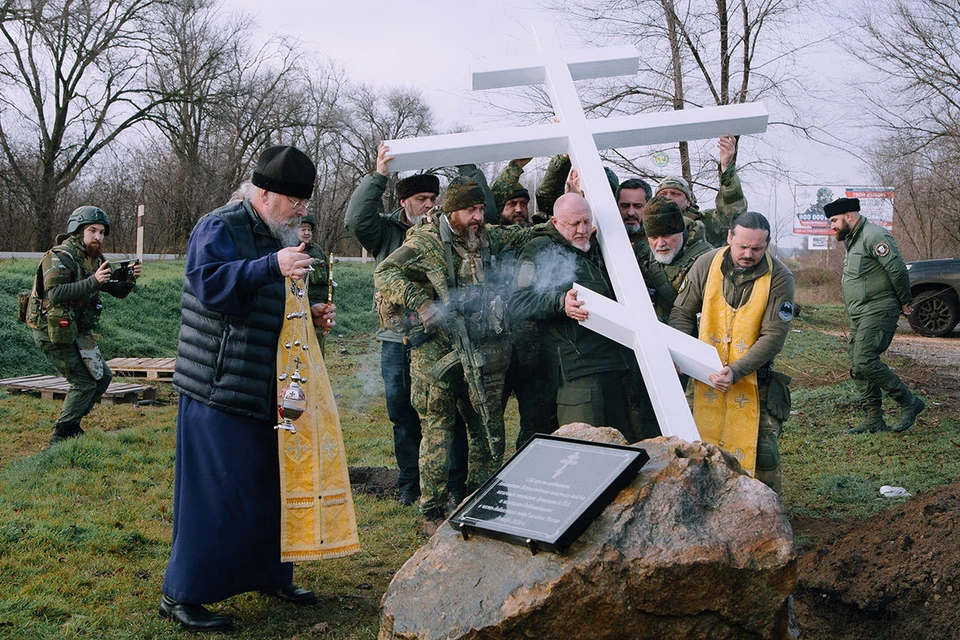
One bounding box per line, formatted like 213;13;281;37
908;290;960;337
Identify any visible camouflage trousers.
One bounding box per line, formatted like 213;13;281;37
410;338;509;515
755;380;784;496
33;329;112;425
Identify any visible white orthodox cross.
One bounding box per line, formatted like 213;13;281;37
384;23;768;442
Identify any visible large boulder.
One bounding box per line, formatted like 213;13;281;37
379;425;796;640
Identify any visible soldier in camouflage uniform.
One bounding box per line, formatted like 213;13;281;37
374;179;535;535
28;206;140;444
345;142;472;507
656;135;747;247
490;158;533;226
825;197;925;434
642;195;714;323
296;215;330;350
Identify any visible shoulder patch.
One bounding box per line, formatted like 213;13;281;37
778;301;794;322
874;241;890;257
517;261;536;288
678;277;688;294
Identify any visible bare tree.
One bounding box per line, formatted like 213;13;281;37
0;0;173;250
852;0;960;260
853;0;960;155
145;0;308;246
487;0;816;200
868;136;960;260
337;84;435;214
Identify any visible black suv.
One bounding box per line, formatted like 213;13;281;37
906;258;960;336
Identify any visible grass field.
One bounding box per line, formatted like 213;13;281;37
0;258;957;639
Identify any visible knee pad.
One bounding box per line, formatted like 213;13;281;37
755;431;780;472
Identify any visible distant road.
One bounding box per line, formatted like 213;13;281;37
1;253;368;262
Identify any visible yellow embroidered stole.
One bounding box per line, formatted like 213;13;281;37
693;249;772;475
276;277;360;562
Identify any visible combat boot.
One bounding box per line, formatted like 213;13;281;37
845;405;888;434
422;508;446;537
50;421;84;445
893;396;925;433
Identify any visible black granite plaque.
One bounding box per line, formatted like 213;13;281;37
449;435;649;553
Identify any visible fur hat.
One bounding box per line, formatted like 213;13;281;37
251;146;316;199
823;197;860;218
442;178;485;213
642;195;685;237
396;174;440;200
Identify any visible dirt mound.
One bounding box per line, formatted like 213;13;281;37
793;478;960;639
349;465;399;498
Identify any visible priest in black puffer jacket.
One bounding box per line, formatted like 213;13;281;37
160;146;334;632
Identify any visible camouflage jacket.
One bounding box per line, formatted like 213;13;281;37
37;234;135;342
374;210;535;355
490;161;525;223
687;162;748;247
669;247;795;383
646;218;713;322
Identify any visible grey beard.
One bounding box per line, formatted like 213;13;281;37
267;219;302;247
572;238;591;252
624;222;641;235
652;246;680;264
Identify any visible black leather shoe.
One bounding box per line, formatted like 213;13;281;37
158;594;233;632
260;583;318;605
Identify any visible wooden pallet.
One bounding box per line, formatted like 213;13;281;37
0;374;157;404
106;357;176;380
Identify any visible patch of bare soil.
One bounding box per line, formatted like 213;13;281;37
792;478;960;640
349;465;400;499
792;326;960;640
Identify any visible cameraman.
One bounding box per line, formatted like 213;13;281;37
30;206;141;444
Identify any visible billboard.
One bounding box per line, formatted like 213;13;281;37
793;185;894;236
808;236;829;251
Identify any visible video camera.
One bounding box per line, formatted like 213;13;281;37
109;259;140;282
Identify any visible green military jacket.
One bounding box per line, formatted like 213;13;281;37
374;210;535;358
669;247;795;383
687;163;748;247
840;217;911;318
510;221;633;386
646;218;713;322
37;235;135;344
345;166;496;341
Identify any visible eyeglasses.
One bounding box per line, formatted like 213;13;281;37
286;196;311;210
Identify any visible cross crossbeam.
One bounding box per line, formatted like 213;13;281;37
384;23;768;442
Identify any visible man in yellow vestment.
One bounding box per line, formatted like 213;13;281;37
668;212;795;495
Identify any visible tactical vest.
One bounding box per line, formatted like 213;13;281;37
437;215;507;344
172;201;286;421
38;237;104;343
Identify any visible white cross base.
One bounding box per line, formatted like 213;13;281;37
384;23;766;442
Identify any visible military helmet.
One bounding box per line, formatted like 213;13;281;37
66;206;111;236
300;214;317;229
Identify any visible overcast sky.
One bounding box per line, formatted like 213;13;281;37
232;0;871;245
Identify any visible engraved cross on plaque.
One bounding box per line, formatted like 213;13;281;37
384;22;768;441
